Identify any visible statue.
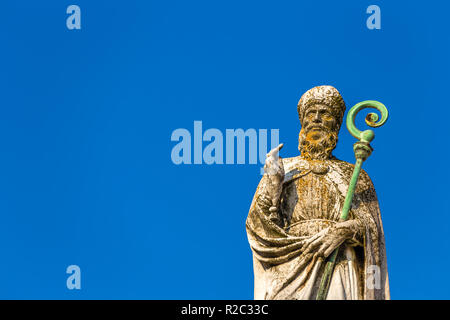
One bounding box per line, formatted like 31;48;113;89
246;85;390;300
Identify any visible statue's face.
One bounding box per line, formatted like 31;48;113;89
298;103;340;160
302;104;337;141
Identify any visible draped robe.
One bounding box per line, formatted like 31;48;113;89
246;156;390;300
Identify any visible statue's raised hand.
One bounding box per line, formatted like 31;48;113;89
263;143;285;207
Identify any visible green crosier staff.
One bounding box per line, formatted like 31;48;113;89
316;100;389;300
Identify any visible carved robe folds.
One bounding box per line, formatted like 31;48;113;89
246;156;390;300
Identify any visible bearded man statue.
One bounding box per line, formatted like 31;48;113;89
246;85;390;300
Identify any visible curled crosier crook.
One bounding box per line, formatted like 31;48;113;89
346;100;389;143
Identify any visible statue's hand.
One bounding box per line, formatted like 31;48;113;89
301;221;360;259
263;143;285;206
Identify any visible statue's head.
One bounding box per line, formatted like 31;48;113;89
297;86;346;160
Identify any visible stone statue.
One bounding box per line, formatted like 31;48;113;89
246;86;390;300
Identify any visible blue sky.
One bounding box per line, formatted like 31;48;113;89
0;0;448;299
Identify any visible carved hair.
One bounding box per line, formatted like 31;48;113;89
298;127;338;160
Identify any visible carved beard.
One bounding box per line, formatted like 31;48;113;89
298;127;338;160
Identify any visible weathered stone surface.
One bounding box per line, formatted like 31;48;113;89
246;86;389;300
